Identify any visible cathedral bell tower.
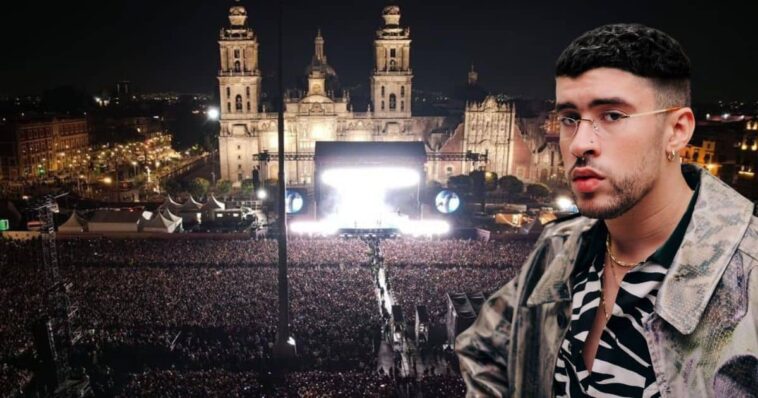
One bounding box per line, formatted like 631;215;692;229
370;4;413;118
217;0;262;184
218;0;261;128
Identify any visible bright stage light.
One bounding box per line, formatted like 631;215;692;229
321;167;420;190
256;189;267;200
207;107;220;120
318;166;421;230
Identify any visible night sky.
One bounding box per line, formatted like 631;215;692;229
2;0;757;101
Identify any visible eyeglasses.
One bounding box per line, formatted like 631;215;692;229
556;107;682;139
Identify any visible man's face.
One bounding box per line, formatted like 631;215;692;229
555;68;665;219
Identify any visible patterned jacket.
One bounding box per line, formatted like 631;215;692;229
455;165;758;397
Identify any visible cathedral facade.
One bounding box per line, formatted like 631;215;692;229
217;2;527;187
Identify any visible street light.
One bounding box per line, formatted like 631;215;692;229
207;107;220;121
77;174;85;193
131;161;138;177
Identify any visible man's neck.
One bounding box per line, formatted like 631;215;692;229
604;168;694;263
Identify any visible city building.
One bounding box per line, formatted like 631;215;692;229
0;117;89;179
217;2;533;187
680;115;758;199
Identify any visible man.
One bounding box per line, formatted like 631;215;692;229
456;24;758;397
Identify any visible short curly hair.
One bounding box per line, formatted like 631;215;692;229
556;24;691;107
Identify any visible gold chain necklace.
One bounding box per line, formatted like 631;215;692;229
605;234;645;269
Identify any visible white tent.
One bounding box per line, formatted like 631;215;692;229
161;195;182;212
88;210;142;232
160;207;183;232
201;194;226;221
180;195;203;211
142;212;178;233
202;194;226;211
161;207;183;223
58;212;87;233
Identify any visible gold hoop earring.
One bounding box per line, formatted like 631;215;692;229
666;150;677;162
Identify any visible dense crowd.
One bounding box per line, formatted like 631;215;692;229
56;238;370;267
381;239;532;268
387;267;519;323
280;371;396;397
118;369;397;397
117;370;263;397
381;239;530;323
0;235;536;397
416;375;467;397
0;364;33;398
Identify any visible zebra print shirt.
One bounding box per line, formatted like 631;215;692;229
553;249;664;397
553;189;697;398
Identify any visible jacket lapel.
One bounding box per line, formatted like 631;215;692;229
656;167;754;335
526;217;596;307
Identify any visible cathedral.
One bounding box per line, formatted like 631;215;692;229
217;1;538;187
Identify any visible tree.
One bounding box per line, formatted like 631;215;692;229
188;177;210;198
241;179;255;197
526;183;551;199
447;175;472;192
498;175;524;198
470;171;489;212
161;179;183;196
215;180;232;199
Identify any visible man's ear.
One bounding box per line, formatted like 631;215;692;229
667;107;695;152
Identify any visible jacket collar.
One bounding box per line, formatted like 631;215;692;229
525;165;753;335
656;165;753;334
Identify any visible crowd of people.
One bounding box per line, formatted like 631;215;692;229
56;238;370;267
387;267;518;324
380;239;530;323
118;369;398;397
117;370;263;397
0;235;536;397
381;239;532;268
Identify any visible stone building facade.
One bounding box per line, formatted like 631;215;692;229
0;117;89;180
217;2;525;187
